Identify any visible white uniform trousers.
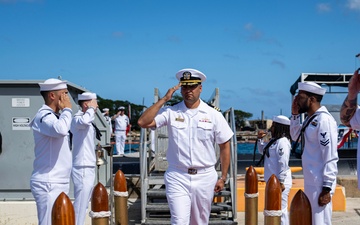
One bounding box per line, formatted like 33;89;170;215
281;170;292;225
72;166;96;225
164;166;218;225
30;180;70;225
304;185;333;225
115;130;126;155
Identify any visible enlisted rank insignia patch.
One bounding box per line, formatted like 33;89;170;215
278;147;284;156
320;132;329;146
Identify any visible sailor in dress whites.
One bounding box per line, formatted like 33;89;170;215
71;92;99;225
112;106;129;156
29;78;73;225
258;115;292;225
340;68;360;190
138;68;234;225
102;107;113;134
290;81;338;225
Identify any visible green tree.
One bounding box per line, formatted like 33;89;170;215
234;109;253;130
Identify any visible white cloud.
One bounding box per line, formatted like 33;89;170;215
346;0;360;11
317;3;332;13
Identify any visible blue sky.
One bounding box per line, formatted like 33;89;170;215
1;0;360;120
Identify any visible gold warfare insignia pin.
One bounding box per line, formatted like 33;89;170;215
175;116;185;122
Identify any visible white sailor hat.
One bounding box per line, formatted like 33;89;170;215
39;78;67;91
273;115;290;126
78;92;97;100
176;68;206;86
298;82;326;96
102;108;109;112
118;106;125;110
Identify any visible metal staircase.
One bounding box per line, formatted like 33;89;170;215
139;88;238;224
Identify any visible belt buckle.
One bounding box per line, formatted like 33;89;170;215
188;168;197;175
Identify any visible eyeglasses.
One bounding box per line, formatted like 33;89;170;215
181;84;199;90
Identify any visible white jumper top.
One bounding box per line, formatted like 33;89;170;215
70;108;97;167
30;105;73;183
290;106;338;188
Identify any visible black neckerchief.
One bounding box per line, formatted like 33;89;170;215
291;113;317;155
256;138;279;166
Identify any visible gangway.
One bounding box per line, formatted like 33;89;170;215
139;88;238;224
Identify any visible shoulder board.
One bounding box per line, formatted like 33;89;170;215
207;103;221;112
170;101;181;106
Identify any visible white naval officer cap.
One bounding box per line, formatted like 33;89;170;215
175;68;206;86
118;106;125;110
298;82;326;96
78;92;97;100
102;108;109;112
273;115;290;126
39;78;67;91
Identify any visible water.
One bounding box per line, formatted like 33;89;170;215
124;141;356;155
123;143;256;155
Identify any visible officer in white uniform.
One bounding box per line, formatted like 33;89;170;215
102;108;113;134
258;115;292;225
138;68;234;225
71;92;99;225
340;68;360;190
112;106;129;156
29;78;73;225
290;82;338;225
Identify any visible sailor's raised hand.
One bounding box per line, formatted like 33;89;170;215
347;68;360;98
164;83;181;101
291;95;299;115
59;92;72;110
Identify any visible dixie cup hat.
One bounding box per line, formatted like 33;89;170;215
78;92;97;101
273;115;290;126
298;82;326;96
39;78;67;91
118;106;125;110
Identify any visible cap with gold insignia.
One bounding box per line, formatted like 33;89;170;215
102;108;109;112
176;68;206;86
298;82;326;96
273;115;290;125
118;106;125;110
39;78;67;91
78;92;97;100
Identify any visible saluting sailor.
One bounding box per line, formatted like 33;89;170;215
102;107;113;134
112;106;130;156
29;78;73;225
71;92;100;225
258;115;292;225
290;81;338;225
138;68;234;225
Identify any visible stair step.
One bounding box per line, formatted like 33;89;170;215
147;189;166;198
143;218;237;225
147;189;231;198
146;203;233;213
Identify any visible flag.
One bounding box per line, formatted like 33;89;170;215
126;104;131;136
337;127;352;149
